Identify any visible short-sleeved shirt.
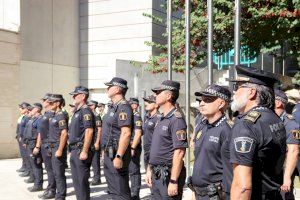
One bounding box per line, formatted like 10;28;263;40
69;105;95;144
131;111;143;148
149;108;188;166
221;120;234;193
39;111;55;142
281;112;300;145
230;106;286;197
293;104;300;124
192;115;230;187
49;111;68;143
93;111;102;141
19;115;30;138
24;115;42;140
143;111;160;155
101;99;133;148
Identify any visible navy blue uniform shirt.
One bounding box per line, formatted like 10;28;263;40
149;108;188;166
131;111;143;147
93;111;102;142
281;112;300;145
230;106;286;197
49;111;68;143
39;111;55;142
19;115;30;138
192;115;230;187
143;111;160;155
69;105;95;144
293;104;300;124
101;99;133;149
24;115;42;140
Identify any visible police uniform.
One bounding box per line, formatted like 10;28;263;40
292;104;300;124
229;65;287;200
102;77;133;200
69;86;95;200
16;102;31;175
39;94;56;199
128;98;143;199
190;84;232;200
88;100;103;185
149;80;188;200
23;103;43;191
48;94;68;200
275;89;300;200
143;95;160;170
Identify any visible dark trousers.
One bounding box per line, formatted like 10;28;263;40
41;144;56;192
261;190;283;200
152;166;186;200
129;147;141;197
144;152;154;199
103;151;131;200
18;139;27;170
70;149;93;200
51;147;67;200
24;145;34;179
27;147;43;187
91;149;101;181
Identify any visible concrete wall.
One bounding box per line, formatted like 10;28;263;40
0;29;20;158
20;0;80;106
0;0;20;32
79;0;171;103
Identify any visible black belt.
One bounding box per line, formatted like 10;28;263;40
68;142;83;151
194;182;222;197
151;165;172;185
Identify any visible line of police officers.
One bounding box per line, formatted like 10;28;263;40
15;65;300;200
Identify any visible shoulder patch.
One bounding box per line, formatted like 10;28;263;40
174;111;182;118
59;120;66;127
234;137;254;153
96;120;102;127
83;114;91;121
286;114;294;120
176;130;186;141
119;112;127;121
135;120;142;126
120;100;127;105
291;130;300;139
226;120;234;128
196;130;203;140
244;111;261;123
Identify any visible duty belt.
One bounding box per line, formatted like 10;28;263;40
68;142;83;151
151;165;171;185
194;182;222;197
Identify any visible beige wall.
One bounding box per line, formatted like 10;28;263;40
0;29;20;158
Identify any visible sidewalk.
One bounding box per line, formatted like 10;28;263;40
0;158;194;200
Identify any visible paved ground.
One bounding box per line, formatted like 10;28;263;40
0;158;194;200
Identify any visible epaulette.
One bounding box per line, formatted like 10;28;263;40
82;105;88;108
286;114;294;120
134;111;140;116
57;111;63;115
244;111;261;123
174;111;182;118
226;120;234;128
120;99;127;104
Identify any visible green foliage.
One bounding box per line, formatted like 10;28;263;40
145;0;300;73
293;71;300;85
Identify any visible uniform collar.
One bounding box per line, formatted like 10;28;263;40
147;111;159;119
162;108;177;119
205;115;226;127
111;98;125;108
238;106;267;119
280;111;286;121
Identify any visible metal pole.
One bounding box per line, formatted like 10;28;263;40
167;0;173;80
282;59;285;76
141;90;146;171
185;0;191;178
261;53;264;70
273;56;276;73
134;73;139;97
234;0;241;67
207;0;213;84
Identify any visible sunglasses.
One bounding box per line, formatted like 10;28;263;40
201;96;218;103
233;83;250;91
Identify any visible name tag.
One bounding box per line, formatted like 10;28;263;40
75;113;79;118
209;136;219;143
162;126;168;131
110;112;114;117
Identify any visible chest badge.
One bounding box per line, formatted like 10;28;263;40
119;112;127;121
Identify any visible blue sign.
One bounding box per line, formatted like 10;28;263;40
213;47;257;70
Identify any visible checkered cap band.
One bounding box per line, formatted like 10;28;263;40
205;88;229;101
112;81;127;88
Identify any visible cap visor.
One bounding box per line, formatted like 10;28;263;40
151;87;165;93
104;82;113;87
195;91;216;97
69;92;78;95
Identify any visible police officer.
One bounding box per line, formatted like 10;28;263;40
190;98;205;148
229;65;286;200
293;103;300;124
23;103;44;192
68;104;76;124
87;100;103;185
188;84;231;200
69;86;95;200
274;89;300;200
38;93;57;199
48;94;68;200
98;103;106;119
145;80;188;200
16;102;31;176
129;97;143;200
102;77;133;200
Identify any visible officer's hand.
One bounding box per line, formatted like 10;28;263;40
94;143;100;151
33;147;40;155
79;151;88;160
113;157;123;169
168;183;178;196
145;169;152;187
281;178;291;192
131;149;135;157
55;150;62;158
